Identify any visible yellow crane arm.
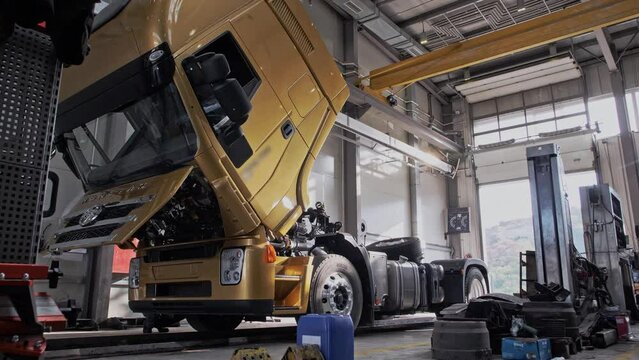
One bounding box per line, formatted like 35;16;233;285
367;0;639;91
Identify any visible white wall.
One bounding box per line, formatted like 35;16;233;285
419;171;450;261
308;129;344;221
359;144;411;241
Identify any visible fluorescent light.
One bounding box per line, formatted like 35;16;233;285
517;0;526;11
455;56;582;103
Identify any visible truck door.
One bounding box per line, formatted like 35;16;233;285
179;3;330;231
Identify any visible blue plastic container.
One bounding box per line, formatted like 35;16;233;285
502;337;551;360
296;314;354;360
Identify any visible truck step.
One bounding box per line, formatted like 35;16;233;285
273;306;301;311
275;274;302;281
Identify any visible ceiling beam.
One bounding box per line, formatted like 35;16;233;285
594;28;618;71
367;0;639;91
396;0;477;29
347;84;463;153
358;30;449;105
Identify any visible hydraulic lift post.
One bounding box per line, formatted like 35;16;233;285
527;144;574;299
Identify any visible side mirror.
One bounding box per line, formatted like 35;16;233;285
184;52;252;125
213;79;252;125
184;52;230;85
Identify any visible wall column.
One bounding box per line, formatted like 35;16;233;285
405;85;422;239
611;69;639;241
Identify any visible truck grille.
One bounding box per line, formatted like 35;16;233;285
55;224;119;243
65;203;140;227
144;244;217;263
270;0;314;55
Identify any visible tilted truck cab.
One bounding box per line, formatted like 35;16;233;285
48;0;487;330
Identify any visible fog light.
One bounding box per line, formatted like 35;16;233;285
129;258;140;289
221;248;244;285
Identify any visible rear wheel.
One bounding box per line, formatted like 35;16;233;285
186;315;243;332
309;254;363;328
465;268;488;301
144;313;184;328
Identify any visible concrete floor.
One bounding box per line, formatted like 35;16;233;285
89;325;639;360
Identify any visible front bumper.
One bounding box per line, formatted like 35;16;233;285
129;299;273;315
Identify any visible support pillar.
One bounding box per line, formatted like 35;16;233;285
342;19;359;83
343;130;362;242
611;69;639;242
405;85;422;239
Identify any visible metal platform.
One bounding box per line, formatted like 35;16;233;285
0;25;60;264
44;315;435;359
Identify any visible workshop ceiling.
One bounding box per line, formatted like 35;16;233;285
359;0;639;97
378;0;581;51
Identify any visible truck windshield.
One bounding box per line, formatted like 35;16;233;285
62;82;197;190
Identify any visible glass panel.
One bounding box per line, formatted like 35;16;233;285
65;83;197;189
474;132;501;146
474;116;499;134
500;126;528;142
555;98;586;117
479;180;534;294
528;120;557;137
499;110;526;128
588;95;620;138
563;171;598;255
526;104;554;123
557;114;587;130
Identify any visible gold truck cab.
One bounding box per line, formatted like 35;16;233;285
49;0;348;330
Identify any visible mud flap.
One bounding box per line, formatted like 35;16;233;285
431;258;489;307
314;233;375;326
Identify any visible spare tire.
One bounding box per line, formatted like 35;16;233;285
365;237;423;263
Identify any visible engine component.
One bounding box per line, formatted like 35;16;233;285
135;171;224;247
591;329;617;348
510;317;538;337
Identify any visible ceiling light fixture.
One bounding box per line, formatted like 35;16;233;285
420;38;428;45
517;0;526;12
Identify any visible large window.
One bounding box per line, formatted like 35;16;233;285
479;180;534;294
473;97;588;147
625;88;639;132
479;171;597;294
588;95;619;138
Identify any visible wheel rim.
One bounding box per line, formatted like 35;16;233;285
320;272;354;316
468;278;486;300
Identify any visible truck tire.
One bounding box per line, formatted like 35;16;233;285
365;237;423;263
144;313;184;328
309;254;363;328
465;268;487;301
186;315;243;333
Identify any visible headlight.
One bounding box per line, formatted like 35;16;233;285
221;248;244;285
129;258;140;289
